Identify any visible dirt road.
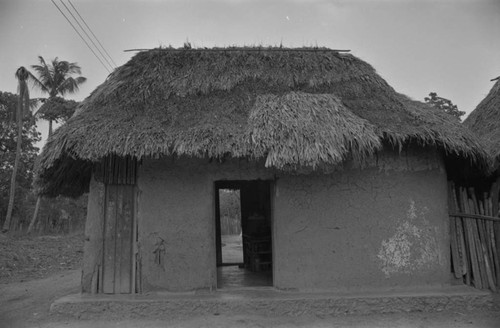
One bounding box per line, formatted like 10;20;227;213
1;269;500;327
0;269;80;327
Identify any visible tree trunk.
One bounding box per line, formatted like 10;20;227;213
3;90;23;232
48;119;53;137
29;117;53;234
27;196;42;233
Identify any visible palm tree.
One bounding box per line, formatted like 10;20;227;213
26;57;85;233
3;67;30;232
30;56;86;135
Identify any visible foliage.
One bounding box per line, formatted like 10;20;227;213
37;97;79;123
220;189;241;235
0;232;83;283
30;56;86;123
425;92;465;120
0;91;41;227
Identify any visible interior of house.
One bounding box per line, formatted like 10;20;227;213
215;180;273;288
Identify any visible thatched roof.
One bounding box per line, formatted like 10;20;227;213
36;47;487;197
464;79;500;168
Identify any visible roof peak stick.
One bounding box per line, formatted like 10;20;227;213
123;48;351;53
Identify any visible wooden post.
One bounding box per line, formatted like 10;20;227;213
27;196;42;234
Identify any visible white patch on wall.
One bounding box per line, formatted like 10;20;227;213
377;200;439;277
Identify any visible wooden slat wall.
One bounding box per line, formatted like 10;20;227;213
448;181;500;292
102;185;118;294
101;184;135;294
94;155;138;185
117;186;134;293
90;155;138;294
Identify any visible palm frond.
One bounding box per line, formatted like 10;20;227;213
57;76;86;95
31;56;86;98
31;56;55;94
66;62;82;75
27;71;49;94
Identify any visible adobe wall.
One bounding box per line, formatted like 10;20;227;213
273;147;450;291
137;157;274;292
135;146;449;292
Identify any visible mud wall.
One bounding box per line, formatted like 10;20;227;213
137;157;273;292
133;146;449;292
273;147;450;291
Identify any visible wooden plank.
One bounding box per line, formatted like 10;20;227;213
461;188;482;289
81;177;106;293
124;156;130;185
456;217;469;280
215;186;222;267
485;220;496;285
484;218;495;283
477;216;495;290
468;198;488;288
448;183;461;278
491;181;500;288
119;186;134;293
491;220;500;287
478;196;494;273
482;240;497;292
91;264;99;294
131;185;137;294
130;157;136;185
450;216;462;279
102;185;118;293
449;183;468;279
495;222;500;288
448;212;500;223
491;181;499;216
114;186;124;292
114;155;120;184
457;188;471;285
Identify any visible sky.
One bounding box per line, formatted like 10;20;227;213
1;0;499;149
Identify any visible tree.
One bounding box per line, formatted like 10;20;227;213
30;56;86;134
425;92;465;120
2;68;35;232
27;57;85;233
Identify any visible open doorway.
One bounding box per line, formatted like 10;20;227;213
215;180;273;288
219;189;243;265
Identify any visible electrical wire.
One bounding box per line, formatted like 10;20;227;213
50;0;112;73
59;0;115;70
68;0;118;68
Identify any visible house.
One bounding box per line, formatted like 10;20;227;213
35;47;486;294
464;77;500;170
461;77;500;291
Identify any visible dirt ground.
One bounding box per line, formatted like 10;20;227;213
1;233;500;327
0;232;84;284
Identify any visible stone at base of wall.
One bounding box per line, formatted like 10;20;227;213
50;285;495;320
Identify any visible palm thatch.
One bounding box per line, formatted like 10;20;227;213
464;79;500;168
35;47;487;197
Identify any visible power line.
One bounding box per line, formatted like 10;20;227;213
59;0;115;70
50;0;112;73
68;0;118;68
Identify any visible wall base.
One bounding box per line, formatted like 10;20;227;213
51;286;494;319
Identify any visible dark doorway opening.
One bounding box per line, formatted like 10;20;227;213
215;180;273;288
219;188;243;265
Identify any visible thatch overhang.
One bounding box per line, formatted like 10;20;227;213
464;79;500;169
35;47;487;197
